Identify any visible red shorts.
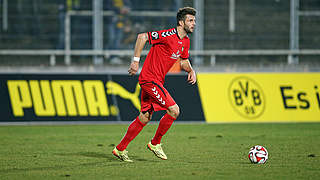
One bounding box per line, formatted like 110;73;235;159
140;81;176;113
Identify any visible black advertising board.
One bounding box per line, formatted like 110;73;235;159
0;73;204;122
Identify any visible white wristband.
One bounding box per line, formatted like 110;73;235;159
133;57;140;62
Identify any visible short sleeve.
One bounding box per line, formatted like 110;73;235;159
147;30;166;45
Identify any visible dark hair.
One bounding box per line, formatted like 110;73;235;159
177;7;196;26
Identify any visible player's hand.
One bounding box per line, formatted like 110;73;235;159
187;70;197;85
128;61;139;75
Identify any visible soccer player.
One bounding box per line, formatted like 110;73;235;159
112;7;197;162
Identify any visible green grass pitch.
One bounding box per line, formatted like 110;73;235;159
0;123;319;179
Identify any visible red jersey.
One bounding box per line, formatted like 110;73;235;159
139;28;190;85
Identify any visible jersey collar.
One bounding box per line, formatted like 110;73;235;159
175;27;183;40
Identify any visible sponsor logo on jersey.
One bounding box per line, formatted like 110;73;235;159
170;50;181;60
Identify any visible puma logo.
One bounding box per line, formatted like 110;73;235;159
106;81;141;110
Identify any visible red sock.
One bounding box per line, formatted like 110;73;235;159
116;116;146;151
151;113;176;145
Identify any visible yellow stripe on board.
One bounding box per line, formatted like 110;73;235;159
197;73;320;123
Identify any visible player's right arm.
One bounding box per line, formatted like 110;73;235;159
128;33;149;75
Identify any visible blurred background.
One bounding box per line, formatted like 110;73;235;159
0;0;320;72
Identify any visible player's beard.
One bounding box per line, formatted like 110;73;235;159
184;25;193;34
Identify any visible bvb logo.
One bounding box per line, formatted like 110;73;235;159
228;76;266;119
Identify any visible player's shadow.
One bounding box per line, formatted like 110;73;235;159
78;152;115;161
130;156;156;162
73;152;156;162
55;152;114;162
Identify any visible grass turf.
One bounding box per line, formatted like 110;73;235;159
0;123;319;180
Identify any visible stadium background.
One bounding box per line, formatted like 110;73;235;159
1;2;320;179
0;0;319;123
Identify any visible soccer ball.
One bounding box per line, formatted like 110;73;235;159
248;145;268;164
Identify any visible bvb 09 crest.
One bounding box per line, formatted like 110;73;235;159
228;76;266;119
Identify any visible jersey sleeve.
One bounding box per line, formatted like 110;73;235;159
147;30;167;45
180;40;190;59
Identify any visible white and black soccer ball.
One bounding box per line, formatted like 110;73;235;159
248;145;268;164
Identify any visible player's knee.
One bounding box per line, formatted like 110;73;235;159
167;104;180;119
139;111;152;124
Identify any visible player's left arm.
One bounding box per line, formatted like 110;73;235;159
180;58;196;85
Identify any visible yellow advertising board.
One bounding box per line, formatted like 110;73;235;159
197;73;320;123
